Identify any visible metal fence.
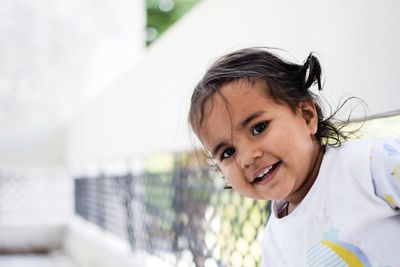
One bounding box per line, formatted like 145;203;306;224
75;166;270;267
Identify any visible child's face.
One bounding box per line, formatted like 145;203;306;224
199;79;321;203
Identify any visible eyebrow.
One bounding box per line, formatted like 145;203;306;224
211;111;265;158
239;111;265;129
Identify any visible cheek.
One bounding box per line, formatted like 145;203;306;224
284;123;315;153
220;163;241;184
288;140;316;178
220;164;233;180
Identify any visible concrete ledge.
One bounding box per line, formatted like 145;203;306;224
0;222;64;253
63;217;173;267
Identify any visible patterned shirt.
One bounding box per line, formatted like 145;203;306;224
261;137;400;267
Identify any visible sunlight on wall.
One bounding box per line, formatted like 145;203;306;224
143;153;175;173
350;115;400;138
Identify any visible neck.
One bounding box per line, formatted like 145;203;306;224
285;143;325;215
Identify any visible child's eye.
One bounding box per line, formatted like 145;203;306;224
251;121;269;135
220;147;235;161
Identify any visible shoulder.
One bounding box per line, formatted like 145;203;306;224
369;136;400;159
321;138;392;192
368;136;400;209
323;138;373;166
337;137;374;150
368;136;400;172
328;136;400;173
368;136;400;176
325;137;399;160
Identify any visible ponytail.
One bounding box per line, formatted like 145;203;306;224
300;53;322;91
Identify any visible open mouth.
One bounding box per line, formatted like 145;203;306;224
252;161;281;185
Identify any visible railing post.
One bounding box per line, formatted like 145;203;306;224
124;173;136;249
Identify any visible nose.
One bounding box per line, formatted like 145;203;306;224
237;142;263;169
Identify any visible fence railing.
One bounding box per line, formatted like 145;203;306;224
75;166;270;267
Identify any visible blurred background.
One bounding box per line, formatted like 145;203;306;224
0;0;399;266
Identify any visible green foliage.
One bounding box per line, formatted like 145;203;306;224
146;0;201;45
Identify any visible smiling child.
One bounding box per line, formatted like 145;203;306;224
189;47;400;266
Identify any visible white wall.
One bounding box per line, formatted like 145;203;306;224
0;129;65;166
65;0;400;167
0;0;145;166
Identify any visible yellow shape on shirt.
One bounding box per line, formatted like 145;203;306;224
321;240;364;267
385;194;396;207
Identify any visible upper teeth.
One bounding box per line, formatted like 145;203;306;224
256;165;273;178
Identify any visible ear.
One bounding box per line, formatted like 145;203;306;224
298;101;318;135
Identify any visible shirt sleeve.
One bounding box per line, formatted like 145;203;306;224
370;136;400;210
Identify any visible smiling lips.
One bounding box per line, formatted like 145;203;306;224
252;162;281;185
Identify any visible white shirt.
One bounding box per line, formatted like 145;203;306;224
261;137;400;267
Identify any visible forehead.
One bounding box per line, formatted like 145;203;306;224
199;80;271;148
205;79;269;119
206;79;267;109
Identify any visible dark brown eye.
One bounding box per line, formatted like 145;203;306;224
220;147;235;161
252;121;268;135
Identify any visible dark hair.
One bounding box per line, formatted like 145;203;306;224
189;47;349;147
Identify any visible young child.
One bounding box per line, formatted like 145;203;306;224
188;47;400;266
